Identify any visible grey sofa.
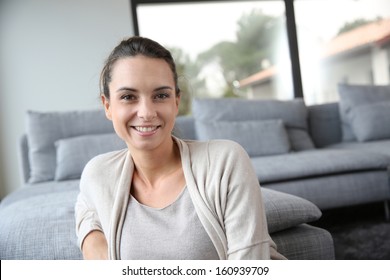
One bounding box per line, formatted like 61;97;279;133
0;107;334;260
183;84;390;213
2;83;389;260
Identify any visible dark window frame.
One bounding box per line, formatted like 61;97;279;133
130;0;303;98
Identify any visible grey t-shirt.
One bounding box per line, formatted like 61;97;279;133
120;187;219;260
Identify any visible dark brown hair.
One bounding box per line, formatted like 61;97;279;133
100;36;180;99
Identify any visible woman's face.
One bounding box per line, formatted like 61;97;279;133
102;55;180;152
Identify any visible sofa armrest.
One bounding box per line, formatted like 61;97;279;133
18;134;30;184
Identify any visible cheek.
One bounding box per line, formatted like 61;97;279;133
164;105;179;128
164;102;179;116
110;104;134;124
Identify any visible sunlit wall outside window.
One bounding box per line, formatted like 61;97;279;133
137;1;292;115
294;0;390;105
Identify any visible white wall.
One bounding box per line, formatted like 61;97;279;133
0;0;134;198
372;45;390;84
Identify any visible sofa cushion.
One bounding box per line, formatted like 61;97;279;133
265;171;390;210
26;109;114;183
192;98;315;152
326;140;390;162
349;102;390;142
251;149;389;184
0;180;80;208
262;188;322;233
195;119;291;157
54;133;127;181
0;179;322;259
0;181;82;259
338;84;390;142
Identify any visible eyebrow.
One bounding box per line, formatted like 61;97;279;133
116;87;137;93
116;86;173;93
154;86;174;92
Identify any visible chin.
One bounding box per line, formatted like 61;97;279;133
127;137;166;152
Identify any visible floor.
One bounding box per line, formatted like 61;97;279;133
311;201;390;260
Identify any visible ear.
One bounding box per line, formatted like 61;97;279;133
101;95;112;120
175;94;181;116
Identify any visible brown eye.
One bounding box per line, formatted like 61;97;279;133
155;93;169;100
122;94;136;101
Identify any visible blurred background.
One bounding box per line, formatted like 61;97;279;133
1;0;389;199
0;0;133;198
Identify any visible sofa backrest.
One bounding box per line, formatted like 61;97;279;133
173;115;197;140
18;134;30;184
191;98;317;157
19;100;345;184
176;99;345;150
307;102;342;148
23;109;118;184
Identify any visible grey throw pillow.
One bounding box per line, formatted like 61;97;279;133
55;133;127;181
26;109;114;183
196;119;291;157
192;98;315;151
262;188;322;233
350;102;390;142
338;84;390;142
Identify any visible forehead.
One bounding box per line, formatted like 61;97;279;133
110;56;174;85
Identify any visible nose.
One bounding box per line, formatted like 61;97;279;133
137;99;157;121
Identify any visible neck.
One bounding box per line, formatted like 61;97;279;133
130;137;181;187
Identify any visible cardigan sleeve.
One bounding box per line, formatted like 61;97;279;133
207;140;284;260
75;193;104;250
74;149;131;258
74;160;104;250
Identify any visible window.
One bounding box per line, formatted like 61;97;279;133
133;0;390;109
136;1;292;114
294;0;390;104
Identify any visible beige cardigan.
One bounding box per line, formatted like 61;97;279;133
75;137;283;259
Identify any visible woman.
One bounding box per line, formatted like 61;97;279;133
75;36;283;260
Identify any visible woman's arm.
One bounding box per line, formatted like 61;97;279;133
81;230;108;260
75;158;109;259
209;140;284;259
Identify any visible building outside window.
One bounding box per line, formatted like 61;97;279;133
294;0;390;105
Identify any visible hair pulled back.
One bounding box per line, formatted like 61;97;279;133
100;36;180;99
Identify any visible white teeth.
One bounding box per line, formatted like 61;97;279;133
134;126;157;132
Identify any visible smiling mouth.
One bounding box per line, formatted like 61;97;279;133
132;126;160;132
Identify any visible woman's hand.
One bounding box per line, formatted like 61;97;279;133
82;230;108;260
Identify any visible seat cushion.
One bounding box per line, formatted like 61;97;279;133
0;180;320;259
327;140;390;162
251;149;389;184
264;170;390;210
0;181;82;259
